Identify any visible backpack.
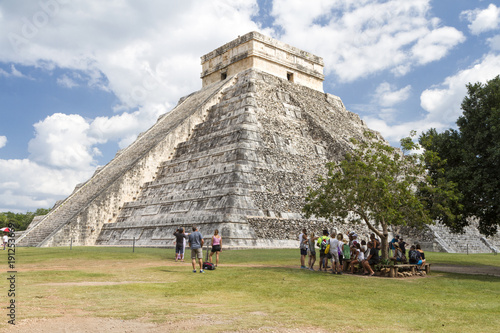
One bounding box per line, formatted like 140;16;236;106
343;243;351;260
203;262;215;270
319;238;329;254
409;250;420;263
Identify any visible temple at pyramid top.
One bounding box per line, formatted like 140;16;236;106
201;31;325;91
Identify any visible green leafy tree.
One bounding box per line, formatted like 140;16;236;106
0;208;50;231
420;75;500;236
303;132;460;260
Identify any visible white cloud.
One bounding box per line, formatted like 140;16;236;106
487;34;500;50
365;53;500;145
0;136;7;148
374;82;411;107
0;64;30;78
271;0;465;81
0;158;93;212
0;0;265;211
461;4;500;35
56;74;78;88
28;113;102;169
420;53;500;123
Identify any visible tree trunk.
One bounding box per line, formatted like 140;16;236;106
380;222;389;260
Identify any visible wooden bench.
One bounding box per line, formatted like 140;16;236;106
380;263;431;277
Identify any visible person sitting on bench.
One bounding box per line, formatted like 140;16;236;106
389;242;406;263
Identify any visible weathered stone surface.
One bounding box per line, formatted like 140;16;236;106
17;32;499;252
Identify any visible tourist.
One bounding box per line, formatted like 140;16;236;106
337;233;345;270
350;243;364;273
399;237;407;256
328;231;342;274
389;234;400;255
2;233;8;250
408;245;423;269
308;232;319;270
362;241;380;276
361;240;369;259
351;233;360;247
416;244;426;270
370;233;381;254
188;226;205;273
317;230;330;271
389;242;406;263
299;228;308;269
209;229;222;267
173;228;188;262
342;238;351;271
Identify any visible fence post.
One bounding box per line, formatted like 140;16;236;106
70;238;73;250
467;243;469;255
133;237;135;253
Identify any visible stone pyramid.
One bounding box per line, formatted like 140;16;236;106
17;32;380;248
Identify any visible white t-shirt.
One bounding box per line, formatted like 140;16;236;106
3;235;8;243
299;233;307;249
329;238;340;254
356;249;365;261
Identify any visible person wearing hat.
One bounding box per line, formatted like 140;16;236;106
389;242;406;263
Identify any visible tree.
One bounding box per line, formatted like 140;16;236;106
303;132;434;260
420;75;500;236
0;208;50;231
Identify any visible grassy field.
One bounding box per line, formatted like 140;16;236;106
2;247;500;332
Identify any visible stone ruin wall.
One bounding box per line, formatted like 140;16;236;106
21;78;234;247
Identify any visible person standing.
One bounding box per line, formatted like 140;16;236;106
2;233;8;250
308;232;319;270
173;228;188;262
209;229;222;267
188;226;205;273
299;228;308;269
328;231;342;275
317;230;330;271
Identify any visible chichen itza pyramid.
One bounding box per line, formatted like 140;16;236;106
17;32;499;252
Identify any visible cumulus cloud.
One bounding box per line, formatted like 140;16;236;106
461;4;500;35
420;53;500;123
487;35;500;50
28;113;102;169
0;0;265;211
271;0;465;81
365;53;500;144
374;82;411;107
0;136;7;148
0;158;93;212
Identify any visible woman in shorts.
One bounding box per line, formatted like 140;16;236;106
209;229;222;267
308;232;319;270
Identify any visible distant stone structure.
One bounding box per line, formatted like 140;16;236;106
17;32;499;252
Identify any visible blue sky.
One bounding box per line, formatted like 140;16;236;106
1;0;499;213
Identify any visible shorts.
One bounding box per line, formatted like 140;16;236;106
417;260;423;265
308;250;316;257
175;246;184;254
211;245;221;253
300;249;308;256
191;248;203;259
368;259;379;266
330;252;340;263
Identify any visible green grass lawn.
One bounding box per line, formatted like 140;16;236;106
2;247;499;332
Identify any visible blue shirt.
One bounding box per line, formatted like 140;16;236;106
188;231;203;249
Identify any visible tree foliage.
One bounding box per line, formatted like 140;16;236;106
420;75;500;236
303;132;435;260
0;208;50;231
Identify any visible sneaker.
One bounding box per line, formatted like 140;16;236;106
193;270;197;273
200;270;205;273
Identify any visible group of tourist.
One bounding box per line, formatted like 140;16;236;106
173;227;222;273
299;229;427;276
